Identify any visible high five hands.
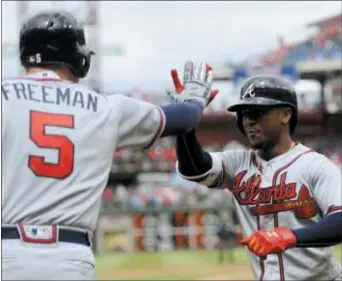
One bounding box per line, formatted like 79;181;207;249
167;61;219;108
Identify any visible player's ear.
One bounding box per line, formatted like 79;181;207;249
280;107;292;125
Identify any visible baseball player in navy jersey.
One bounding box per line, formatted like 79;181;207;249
1;11;219;280
173;74;342;280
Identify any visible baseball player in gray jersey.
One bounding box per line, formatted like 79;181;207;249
2;11;219;280
174;75;342;280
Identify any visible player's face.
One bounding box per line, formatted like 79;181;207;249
241;107;292;150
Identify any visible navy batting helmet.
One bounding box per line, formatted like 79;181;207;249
19;11;95;78
227;75;298;135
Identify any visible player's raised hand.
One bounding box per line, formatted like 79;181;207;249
241;227;297;258
166;61;219;108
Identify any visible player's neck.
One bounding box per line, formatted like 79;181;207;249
259;135;294;161
25;66;79;83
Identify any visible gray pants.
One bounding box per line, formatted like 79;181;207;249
217;239;235;264
2;240;96;280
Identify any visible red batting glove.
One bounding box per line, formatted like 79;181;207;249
170;64;219;105
241;227;297;258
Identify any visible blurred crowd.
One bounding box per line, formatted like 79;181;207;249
102;183;233;211
112;137;176;173
283;31;341;63
261;28;341;65
112;137;341;174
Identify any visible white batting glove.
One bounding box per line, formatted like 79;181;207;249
166;61;219;108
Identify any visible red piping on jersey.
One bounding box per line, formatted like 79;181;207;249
143;107;166;149
271;149;314;281
257;212;265;281
327;206;342;215
252;152;263;174
251;153;265;281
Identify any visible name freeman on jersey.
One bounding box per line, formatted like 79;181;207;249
2;82;98;113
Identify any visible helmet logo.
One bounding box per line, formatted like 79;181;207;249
242;83;255;99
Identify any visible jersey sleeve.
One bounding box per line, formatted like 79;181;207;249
310;155;342;217
176;149;247;189
107;94;165;150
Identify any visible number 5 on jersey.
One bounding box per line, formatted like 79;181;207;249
28;111;75;179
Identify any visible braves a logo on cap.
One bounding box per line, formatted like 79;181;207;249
242;83;255;99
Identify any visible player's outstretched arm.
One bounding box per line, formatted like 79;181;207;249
164;62;230;188
175;128;227;188
176;128;212;176
159;101;203;137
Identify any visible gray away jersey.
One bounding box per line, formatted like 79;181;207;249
2;71;165;232
177;143;342;281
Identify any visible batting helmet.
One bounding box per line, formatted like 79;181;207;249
227;75;298;135
19;11;95;78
